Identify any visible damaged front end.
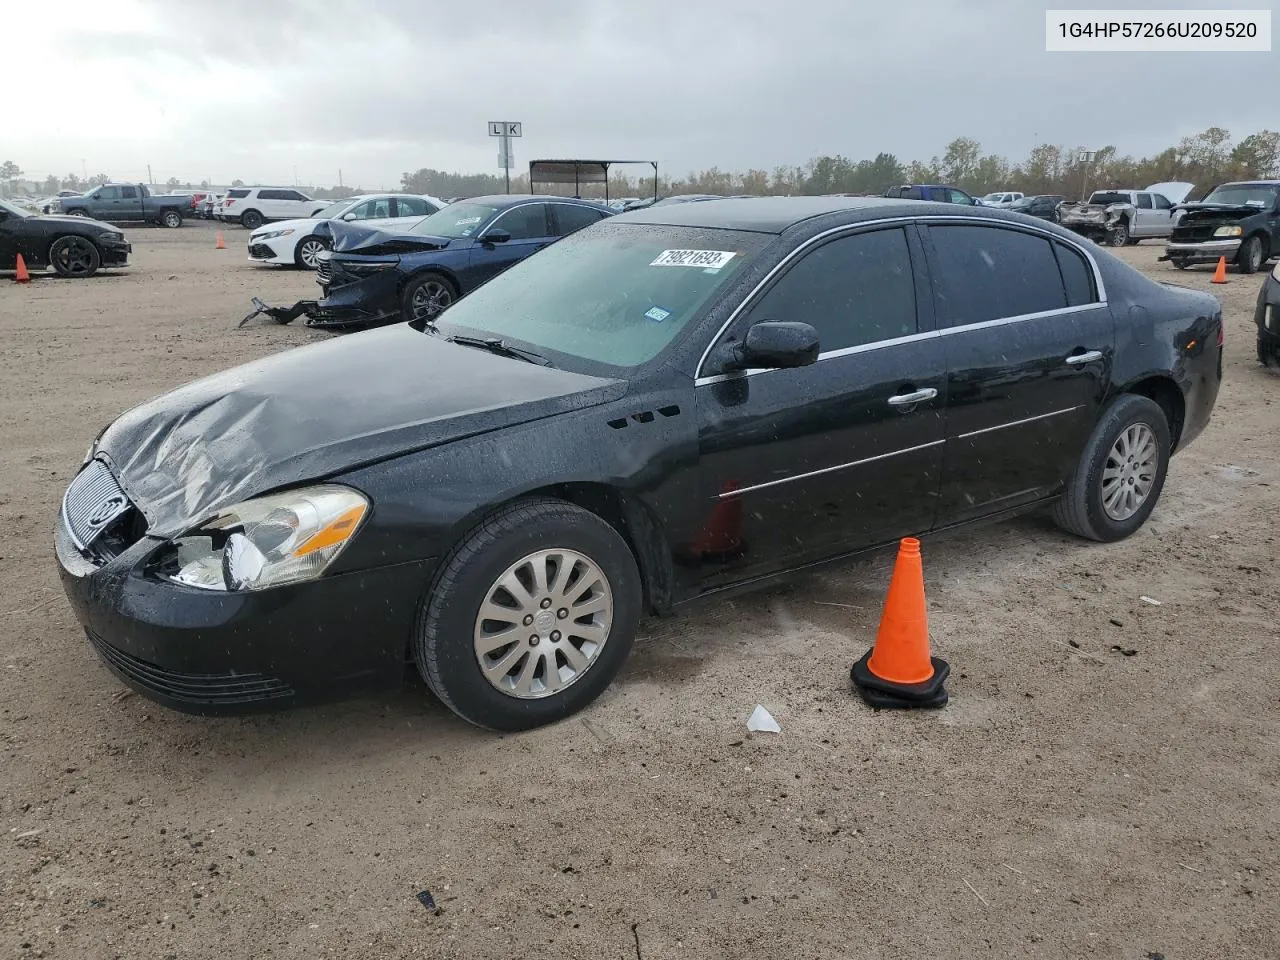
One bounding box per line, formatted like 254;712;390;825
238;220;452;331
1057;200;1134;246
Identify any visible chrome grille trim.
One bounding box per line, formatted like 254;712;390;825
61;459;132;550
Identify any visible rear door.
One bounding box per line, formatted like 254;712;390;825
117;185;144;220
549;202;610;239
1132;192;1155;236
923;222;1114;524
466;203;553;286
693;224;946;587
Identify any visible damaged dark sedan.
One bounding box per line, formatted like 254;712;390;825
243;195;613;329
57;197;1222;731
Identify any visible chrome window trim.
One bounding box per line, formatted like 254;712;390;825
692;214;1108;381
717;440;946;499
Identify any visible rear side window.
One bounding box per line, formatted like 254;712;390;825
227;189;250;199
395;196;435;217
1136;193;1153;209
928;225;1067;327
745;227;917;352
1054;242;1097;306
552;203;607;237
120;186;138;199
258;189;286;201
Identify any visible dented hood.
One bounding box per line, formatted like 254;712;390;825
96;324;625;538
1173;202;1269;219
325;218;455;256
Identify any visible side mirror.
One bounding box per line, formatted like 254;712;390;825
341;211;358;221
480;228;511;245
726;321;820;371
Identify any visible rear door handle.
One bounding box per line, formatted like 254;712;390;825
887;387;938;406
1065;350;1104;365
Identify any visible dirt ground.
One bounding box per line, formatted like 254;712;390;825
1;220;1277;960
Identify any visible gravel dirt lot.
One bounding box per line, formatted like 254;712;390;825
2;221;1277;960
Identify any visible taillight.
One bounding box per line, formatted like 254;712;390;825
224;199;235;206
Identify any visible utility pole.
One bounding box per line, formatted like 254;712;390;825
147;164;153;186
1079;149;1097;201
338;168;343;189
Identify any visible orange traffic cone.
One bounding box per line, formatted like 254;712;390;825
677;481;746;566
851;537;949;708
215;231;226;250
1211;256;1227;284
14;253;31;283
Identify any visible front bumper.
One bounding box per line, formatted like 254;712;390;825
99;239;131;266
1161;238;1242;263
309;263;402;328
247;237;292;264
55;518;434;714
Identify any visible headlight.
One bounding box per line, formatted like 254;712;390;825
1213;225;1243;237
254;228;295;241
162;485;368;592
343;259;399;274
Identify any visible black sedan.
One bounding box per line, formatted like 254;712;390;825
308;195;613;327
1;199;131;277
1008;194;1066;221
1257;263;1280;366
56;198;1222;730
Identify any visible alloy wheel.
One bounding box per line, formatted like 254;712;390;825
1101;423;1158;521
473;548;614;699
298;238;327;269
411;280;453;320
51;238;97;276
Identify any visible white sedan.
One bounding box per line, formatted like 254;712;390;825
247;194;444;269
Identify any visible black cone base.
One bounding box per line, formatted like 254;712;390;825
850;650;950;709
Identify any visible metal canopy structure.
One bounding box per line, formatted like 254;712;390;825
528;159;659;204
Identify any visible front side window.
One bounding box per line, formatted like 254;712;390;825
743;228;917;354
949;189;971;205
96;186;120;200
492;203;551;240
434;222;767;372
1153;194;1172;210
928;225;1067;327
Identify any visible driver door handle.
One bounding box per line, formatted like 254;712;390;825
1065;350;1104;365
887;387;938;406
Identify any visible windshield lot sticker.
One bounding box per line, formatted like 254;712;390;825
644;306;671;323
650;249;737;269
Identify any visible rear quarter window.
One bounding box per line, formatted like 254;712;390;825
1054;242;1097;306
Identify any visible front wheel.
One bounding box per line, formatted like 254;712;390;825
401;271;457;322
413;499;642;731
49;236;101;278
294;235;329;269
240;209;264;230
1052;394;1171;542
159;209;183;229
1236;235;1264;274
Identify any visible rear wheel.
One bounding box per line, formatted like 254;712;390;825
401;271;457;322
1052;394;1170;542
1236;235;1264;274
1171;259;1190;270
413;498;642;731
1107;220;1130;247
159;209;183;229
294;235;329;269
240;209;264;230
48;236;101;278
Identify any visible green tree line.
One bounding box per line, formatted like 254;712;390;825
401;127;1280;201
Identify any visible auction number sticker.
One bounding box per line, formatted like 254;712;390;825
650;249;737;269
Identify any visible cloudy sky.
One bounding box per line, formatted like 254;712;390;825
9;0;1276;188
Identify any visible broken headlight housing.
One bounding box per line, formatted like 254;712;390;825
158;485;368;592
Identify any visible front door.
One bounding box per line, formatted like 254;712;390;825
466;203;554;287
922;222;1115;524
693;225;947;589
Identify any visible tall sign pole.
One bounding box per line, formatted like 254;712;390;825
488;121;523;194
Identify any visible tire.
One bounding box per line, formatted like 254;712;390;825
1051;394;1171;543
1107;220;1130;247
48;235;101;278
413;498;642;731
294;235;329;270
401;271;457;322
159;208;183;229
240;209;264;230
1235;235;1263;274
1171;259;1190;270
66;209;90;218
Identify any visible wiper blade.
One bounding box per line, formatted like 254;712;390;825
446;335;551;366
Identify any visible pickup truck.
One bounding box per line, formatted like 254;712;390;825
54;183;190;228
1057;182;1194;247
1161;180;1280;274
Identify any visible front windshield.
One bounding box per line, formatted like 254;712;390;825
1202;183;1280;207
0;199;30;219
316;198;358;219
410;201;502;239
982;193;1005;202
435;222;769;372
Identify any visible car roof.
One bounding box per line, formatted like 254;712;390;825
614;196;948;233
1217;180;1280;186
454;194;605;209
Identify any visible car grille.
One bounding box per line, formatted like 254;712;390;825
1172;223;1228;243
87;630;295;706
63;459;131;549
315;257;332;283
248;243;275;259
